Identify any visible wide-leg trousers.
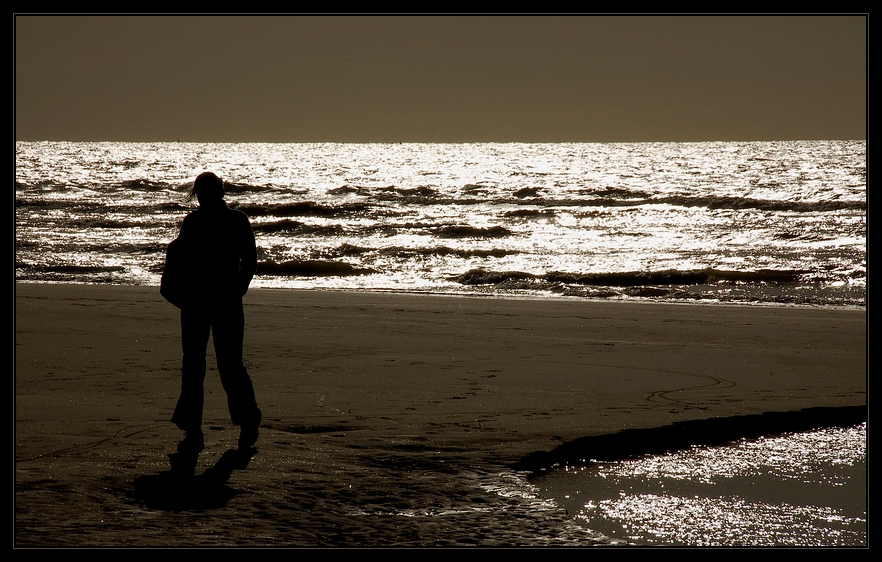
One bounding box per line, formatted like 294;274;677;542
172;299;260;431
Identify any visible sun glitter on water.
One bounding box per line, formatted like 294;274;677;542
539;424;866;546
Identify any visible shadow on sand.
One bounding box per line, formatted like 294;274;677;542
132;447;256;511
514;405;866;475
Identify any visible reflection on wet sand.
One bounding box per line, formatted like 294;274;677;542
538;424;866;546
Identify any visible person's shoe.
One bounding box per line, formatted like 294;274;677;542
238;410;261;449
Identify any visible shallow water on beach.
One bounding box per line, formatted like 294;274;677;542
535;424;867;546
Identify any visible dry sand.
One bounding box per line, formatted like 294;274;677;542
15;284;866;546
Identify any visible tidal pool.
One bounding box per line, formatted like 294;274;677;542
536;424;866;546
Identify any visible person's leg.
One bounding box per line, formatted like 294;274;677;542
212;300;261;438
172;308;211;434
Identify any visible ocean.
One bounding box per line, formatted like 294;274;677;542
15;140;866;308
15;141;867;545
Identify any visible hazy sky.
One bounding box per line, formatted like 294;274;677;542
15;15;866;142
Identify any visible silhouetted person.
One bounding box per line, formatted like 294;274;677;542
163;172;261;451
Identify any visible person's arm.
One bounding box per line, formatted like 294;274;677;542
239;214;258;295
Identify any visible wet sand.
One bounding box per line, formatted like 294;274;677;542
15;284;866;546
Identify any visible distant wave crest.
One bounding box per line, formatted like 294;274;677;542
258;260;375;277
452;268;806;287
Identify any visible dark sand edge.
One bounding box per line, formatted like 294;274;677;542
514;404;867;474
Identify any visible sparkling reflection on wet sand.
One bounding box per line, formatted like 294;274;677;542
538;424;866;546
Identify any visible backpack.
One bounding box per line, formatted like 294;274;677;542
160;237;191;309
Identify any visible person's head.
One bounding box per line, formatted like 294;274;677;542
187;172;225;206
